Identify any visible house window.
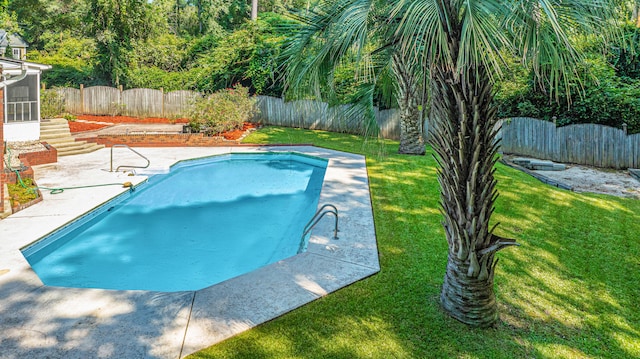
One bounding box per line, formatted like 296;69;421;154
12;48;21;59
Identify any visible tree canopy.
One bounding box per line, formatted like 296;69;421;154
1;0;638;133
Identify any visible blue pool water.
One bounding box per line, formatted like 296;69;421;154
22;153;327;292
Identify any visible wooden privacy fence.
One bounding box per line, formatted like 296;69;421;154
51;87;405;139
255;96;404;139
52;86;201;118
499;117;640;169
50;86;638;168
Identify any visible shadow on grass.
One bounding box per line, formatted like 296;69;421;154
189;127;639;359
494;164;640;358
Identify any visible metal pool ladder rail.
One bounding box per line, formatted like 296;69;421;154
298;204;339;253
110;144;150;172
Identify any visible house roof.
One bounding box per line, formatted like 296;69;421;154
0;30;29;48
0;57;51;72
0;57;51;87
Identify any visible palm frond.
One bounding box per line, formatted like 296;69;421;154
506;0;622;99
281;0;397;137
281;0;380;100
458;0;511;82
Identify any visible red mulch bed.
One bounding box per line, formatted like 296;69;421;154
68;121;110;132
221;123;258;140
75;114;190;124
68;114;258;141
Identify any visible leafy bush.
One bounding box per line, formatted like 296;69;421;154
609;24;640;79
187;84;259;135
130;34;189;72
496;55;640;134
191;14;291;96
40;90;66;119
29;34;103;87
123;66;201;92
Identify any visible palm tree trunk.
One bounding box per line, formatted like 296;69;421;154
425;0;517;327
392;54;425;155
429;55;516;327
441;252;497;326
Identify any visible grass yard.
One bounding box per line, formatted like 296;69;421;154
189;127;640;359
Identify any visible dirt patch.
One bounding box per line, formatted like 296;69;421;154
503;155;640;199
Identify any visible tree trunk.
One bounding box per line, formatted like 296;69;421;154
197;0;203;34
392;54;425;155
251;0;258;21
430;61;516;327
427;0;517;325
441;252;497;326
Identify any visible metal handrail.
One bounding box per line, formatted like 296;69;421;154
298;204;339;253
110;144;150;172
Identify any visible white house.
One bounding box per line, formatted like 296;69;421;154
1;57;51;141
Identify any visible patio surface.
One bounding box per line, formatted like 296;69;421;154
0;146;379;358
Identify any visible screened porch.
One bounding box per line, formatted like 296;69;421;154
4;74;39;123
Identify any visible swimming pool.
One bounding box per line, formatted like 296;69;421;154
22;152;328;292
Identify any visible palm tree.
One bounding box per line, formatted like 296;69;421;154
282;0;428;155
392;0;619;326
392;53;428;154
284;0;618;327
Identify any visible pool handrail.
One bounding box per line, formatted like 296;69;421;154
298;204;339;253
110;144;151;172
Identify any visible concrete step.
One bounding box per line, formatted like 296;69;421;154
512;158;566;171
40;129;72;137
50;140;88;150
57;143;105;156
39;118;105;156
40;135;72;142
40;123;70;130
40;136;75;146
41;118;69;125
41;119;70;129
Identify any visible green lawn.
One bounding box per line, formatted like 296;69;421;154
189;127;640;359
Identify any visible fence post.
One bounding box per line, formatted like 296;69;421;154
80;84;84;114
118;85;123;115
161;87;164;117
623;123;627;135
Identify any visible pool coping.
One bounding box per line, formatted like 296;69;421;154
0;146;379;358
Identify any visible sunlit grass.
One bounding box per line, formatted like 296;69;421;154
188;126;640;359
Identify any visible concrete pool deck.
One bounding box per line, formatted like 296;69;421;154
0;146;379;358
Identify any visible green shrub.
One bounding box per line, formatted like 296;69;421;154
609;24;640;79
8;178;38;205
187;84;259;135
496;55;640;134
28;34;102;87
190;14;290;96
123;66;200;92
40;90;65;119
